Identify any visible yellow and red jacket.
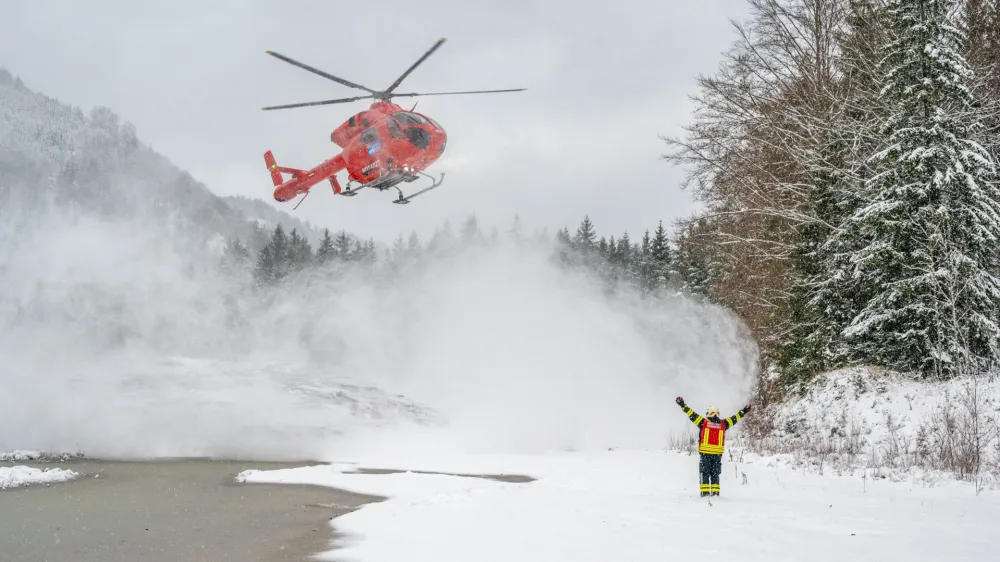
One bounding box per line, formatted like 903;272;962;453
679;404;747;455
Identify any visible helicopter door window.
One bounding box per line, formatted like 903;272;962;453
386;118;405;140
359;126;378;145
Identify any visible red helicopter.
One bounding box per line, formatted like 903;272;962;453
261;38;525;207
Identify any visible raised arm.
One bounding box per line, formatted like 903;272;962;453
675;397;704;426
724;404;752;429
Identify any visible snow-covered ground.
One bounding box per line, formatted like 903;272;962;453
1;449;80;490
0;464;78;490
745;367;1000;488
237;448;999;562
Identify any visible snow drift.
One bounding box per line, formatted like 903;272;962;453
0;464;78;490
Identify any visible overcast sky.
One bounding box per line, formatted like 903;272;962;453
2;0;749;242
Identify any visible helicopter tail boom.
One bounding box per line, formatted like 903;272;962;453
268;152;347;204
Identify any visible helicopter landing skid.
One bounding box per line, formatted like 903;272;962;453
392;171;445;204
339;170;444;203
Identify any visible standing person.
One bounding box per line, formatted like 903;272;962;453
674;397;751;497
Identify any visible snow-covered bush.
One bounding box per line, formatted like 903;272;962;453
736;367;1000;489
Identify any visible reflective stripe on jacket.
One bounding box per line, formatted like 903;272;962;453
679;404;747;455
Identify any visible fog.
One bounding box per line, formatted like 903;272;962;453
0;211;758;461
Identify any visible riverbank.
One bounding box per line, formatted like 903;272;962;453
0;458;380;562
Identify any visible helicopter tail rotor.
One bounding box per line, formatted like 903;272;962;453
264;151;283;187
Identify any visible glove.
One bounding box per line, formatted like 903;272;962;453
675;396;685;406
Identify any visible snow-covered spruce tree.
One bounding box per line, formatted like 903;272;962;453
330;230;351;260
252;244;278;287
553;226;574;267
774;130;855;387
315;228;335;265
287;228;313;272
774;0;894;387
573;215;597;252
637;229;654;293
961;0;1000;175
220;237;252;279
647;221;675;292
838;0;1000;378
616;232;640;291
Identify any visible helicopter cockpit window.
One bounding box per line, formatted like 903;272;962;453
386;118;405;140
404;126;431;150
359;126;378;145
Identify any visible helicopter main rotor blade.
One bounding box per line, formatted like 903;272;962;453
390;88;528;97
383;38;447;95
262;95;374;110
265;51;377;94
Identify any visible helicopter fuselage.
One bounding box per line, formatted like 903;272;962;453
269;101;446;203
334;101;447;184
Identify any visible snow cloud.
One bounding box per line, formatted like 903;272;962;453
0;213;757;460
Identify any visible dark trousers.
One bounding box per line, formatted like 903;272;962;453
699;453;722;496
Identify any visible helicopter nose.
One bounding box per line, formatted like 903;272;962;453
436;130;447;153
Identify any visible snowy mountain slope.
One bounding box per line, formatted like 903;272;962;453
0;67;318;254
0;72;352;368
236;449;1000;562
